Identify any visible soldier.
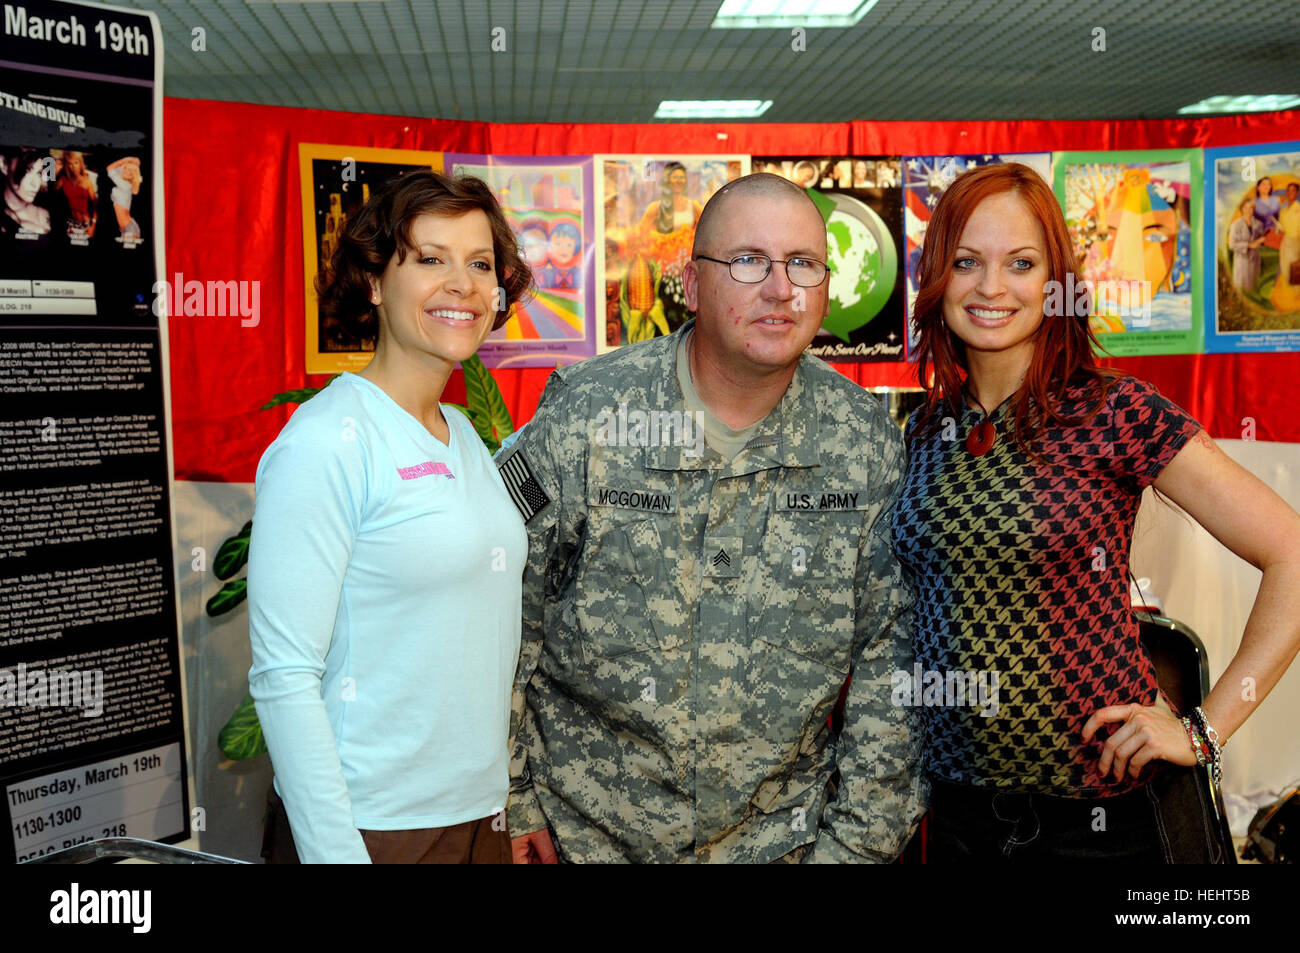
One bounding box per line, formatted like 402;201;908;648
496;173;927;863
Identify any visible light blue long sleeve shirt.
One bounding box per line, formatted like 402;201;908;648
248;372;527;863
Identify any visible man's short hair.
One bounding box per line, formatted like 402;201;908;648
692;172;824;258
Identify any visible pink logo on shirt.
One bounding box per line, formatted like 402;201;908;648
396;461;455;480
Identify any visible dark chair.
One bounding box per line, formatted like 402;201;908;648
1136;610;1237;863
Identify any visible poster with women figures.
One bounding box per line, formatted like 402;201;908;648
299;144;443;374
1055;150;1203;356
1204;142;1300;353
753;156;906;362
595;155;748;352
902;153;1053;356
447;155;597;368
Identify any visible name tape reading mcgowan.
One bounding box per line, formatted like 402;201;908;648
589;486;676;513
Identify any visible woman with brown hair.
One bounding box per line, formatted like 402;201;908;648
890;162;1300;861
249;170;532;863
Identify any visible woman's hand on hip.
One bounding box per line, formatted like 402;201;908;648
1082;704;1198;781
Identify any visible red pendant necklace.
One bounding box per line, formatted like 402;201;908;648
966;413;996;456
964;388;1003;457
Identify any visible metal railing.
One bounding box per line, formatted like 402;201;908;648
22;836;248;864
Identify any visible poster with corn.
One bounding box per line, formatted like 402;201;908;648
753;156;907;362
595;154;749;351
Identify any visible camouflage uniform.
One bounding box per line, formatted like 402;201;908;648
496;319;927;862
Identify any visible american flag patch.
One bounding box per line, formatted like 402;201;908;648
498;448;552;523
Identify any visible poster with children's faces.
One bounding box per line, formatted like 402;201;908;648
902;153;1053;357
448;155;597;368
1204;142;1300;353
754;156;906;362
595;155;749;352
1056;150;1203;356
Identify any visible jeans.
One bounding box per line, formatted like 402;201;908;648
928;766;1224;863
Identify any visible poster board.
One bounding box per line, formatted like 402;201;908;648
594;154;748;351
754;155;907;362
0;0;189;862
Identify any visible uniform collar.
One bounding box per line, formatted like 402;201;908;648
643;318;822;473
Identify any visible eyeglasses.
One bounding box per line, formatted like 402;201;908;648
695;253;829;288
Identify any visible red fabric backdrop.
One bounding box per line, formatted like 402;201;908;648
160;99;1300;482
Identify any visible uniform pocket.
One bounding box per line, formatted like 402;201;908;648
748;696;834;815
758;512;860;675
574;518;684;660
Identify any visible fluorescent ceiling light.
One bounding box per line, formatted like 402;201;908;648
655;100;774;119
712;0;879;29
1178;94;1300;115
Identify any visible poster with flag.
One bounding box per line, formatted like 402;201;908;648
902;154;1053;356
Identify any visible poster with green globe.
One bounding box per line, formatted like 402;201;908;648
753;156;906;361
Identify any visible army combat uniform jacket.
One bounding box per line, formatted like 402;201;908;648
496;320;927;862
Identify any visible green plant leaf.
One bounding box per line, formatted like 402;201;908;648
260;374;340;411
461;353;514;451
219;692;267;760
205;578;247;616
213;520;252;580
460;354;498;447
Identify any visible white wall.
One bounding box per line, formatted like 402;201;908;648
173;480;269;863
1132;439;1300;834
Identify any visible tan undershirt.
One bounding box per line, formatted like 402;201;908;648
676;328;765;461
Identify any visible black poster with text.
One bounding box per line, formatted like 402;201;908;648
0;0;188;863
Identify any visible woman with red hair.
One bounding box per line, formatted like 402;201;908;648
890;162;1300;862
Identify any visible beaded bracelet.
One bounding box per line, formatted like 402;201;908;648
1190;706;1223;787
1181;716;1209;767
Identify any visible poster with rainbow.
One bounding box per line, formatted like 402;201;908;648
447;154;598;368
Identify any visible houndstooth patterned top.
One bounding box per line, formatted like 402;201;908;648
891;375;1202;797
